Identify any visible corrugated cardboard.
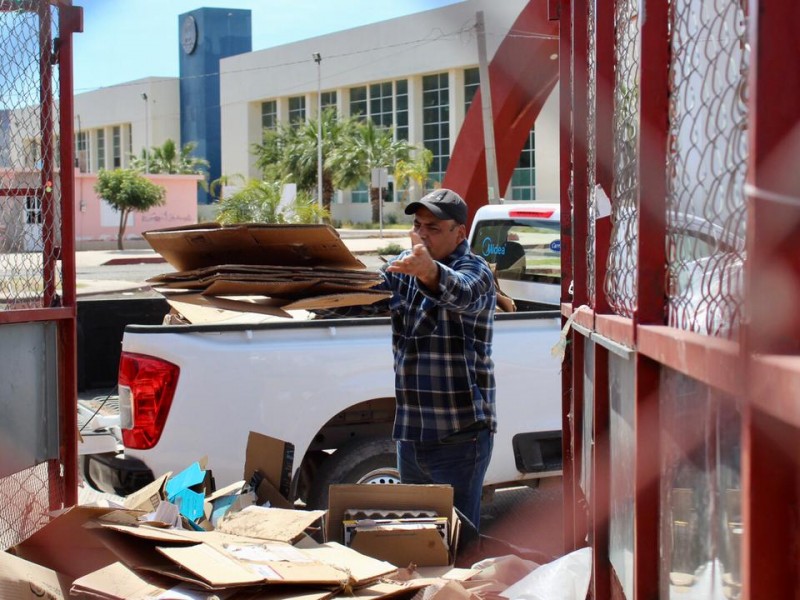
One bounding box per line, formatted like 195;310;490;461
326;485;460;568
243;431;294;503
93;522;394;590
143;223;365;272
0;551;70;600
217;506;326;544
10;506;121;580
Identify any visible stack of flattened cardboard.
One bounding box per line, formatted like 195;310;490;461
142;223;390;319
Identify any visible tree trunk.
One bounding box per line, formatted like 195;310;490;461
322;173;334;225
117;209;128;250
370;187;381;224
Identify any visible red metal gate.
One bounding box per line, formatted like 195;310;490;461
559;0;799;598
0;0;82;550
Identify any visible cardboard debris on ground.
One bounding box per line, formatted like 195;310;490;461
6;429;565;599
142;223;391;321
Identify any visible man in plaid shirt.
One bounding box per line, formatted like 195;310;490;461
382;189;497;531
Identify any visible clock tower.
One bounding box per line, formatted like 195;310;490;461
178;8;252;205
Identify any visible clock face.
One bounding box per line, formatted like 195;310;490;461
181;15;197;55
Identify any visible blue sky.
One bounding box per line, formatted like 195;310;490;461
73;0;464;93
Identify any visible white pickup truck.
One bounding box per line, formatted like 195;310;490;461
83;203;565;508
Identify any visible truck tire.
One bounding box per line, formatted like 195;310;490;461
306;437;399;510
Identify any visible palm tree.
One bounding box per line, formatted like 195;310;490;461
215;178;328;225
252;109;343;217
394;148;434;203
327;120;423;223
130;139;209;175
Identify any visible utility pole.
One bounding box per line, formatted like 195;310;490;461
141;92;149;174
313;52;323;219
476;11;500;203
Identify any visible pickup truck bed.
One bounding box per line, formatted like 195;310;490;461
87;310;563;505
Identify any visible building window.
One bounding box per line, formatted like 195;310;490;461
350;181;369;204
96;129;105;170
126;124;132;164
464;67;480;113
75;130;88;172
261;100;278;130
288;96;306;125
510;128;536;201
112;126;121;168
349;86;367;122
25;196;42;225
320;91;337;114
422;72;450;190
395;79;408;141
369;82;393;128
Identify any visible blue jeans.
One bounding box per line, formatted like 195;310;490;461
397;428;493;531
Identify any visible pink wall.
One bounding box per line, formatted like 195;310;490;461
74;170;200;248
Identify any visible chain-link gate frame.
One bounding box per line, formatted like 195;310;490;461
0;0;81;551
561;0;800;598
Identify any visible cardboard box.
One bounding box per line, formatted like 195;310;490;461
326;485;461;568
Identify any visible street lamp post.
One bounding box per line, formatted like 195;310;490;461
141;92;149;174
312;52;323;218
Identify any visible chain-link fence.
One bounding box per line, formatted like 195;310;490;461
604;0;640;318
665;0;748;338
585;0;597;306
0;1;68;551
0;1;63;311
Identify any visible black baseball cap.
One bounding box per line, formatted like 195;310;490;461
404;188;468;224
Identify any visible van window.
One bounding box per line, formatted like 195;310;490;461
470;218;561;285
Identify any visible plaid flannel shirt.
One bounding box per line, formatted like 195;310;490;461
380;240;497;442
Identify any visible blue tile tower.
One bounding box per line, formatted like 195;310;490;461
178;8;252;204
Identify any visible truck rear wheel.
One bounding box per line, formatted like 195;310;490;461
306;437;399;509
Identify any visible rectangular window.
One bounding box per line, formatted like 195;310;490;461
25;195;42;225
369;82;393;128
261;100;277;130
112;126;121;168
76;131;88;172
96;129;105;170
288;96;306;125
321;91;337;113
422;73;450;190
126;124;132;165
510;128;536;201
349;86;367;122
464;67;480;113
395;79;408;141
350;181;369;204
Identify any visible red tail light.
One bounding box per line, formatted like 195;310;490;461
118;352;179;450
509;209;555;219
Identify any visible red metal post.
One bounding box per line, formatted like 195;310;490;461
593;0;614;315
56;0;83;508
633;0;670;597
570;0;590;554
743;0;800;597
558;0;576;554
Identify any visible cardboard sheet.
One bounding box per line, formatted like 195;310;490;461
0;551;70;600
143;223;365;271
216;506;326;545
